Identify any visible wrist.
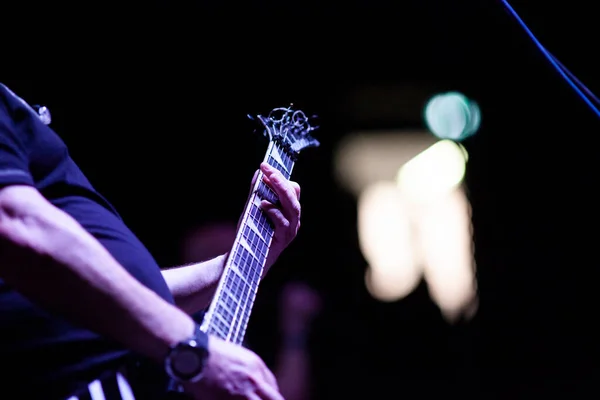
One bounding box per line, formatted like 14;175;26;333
164;323;210;383
144;307;197;364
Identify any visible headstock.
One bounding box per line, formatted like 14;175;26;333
248;105;320;154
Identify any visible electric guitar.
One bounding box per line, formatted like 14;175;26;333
67;106;319;400
200;105;319;344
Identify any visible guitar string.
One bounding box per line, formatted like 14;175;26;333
230;144;294;345
226;144;279;344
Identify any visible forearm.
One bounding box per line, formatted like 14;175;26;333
162;254;227;314
0;186;195;364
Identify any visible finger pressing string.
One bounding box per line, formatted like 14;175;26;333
262;174;272;186
291;181;300;200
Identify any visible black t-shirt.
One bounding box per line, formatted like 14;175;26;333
0;84;176;398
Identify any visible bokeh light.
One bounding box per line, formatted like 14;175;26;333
424;92;481;141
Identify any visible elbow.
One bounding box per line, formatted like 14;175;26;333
0;185;33;243
0;185;59;264
0;186;39;268
0;185;89;259
0;185;47;217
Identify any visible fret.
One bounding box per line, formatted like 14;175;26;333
227;286;252;343
230;310;251;345
248;202;272;234
215;303;234;326
235;322;250;345
227;267;252;290
232;244;263;283
220;246;262;344
256;181;279;205
241;224;269;258
221;273;245;306
266;144;294;179
207;312;230;339
206;271;241;335
206;232;265;340
245;209;268;242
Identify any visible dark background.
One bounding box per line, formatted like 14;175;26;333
4;0;600;397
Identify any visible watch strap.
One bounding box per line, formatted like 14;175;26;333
191;323;209;350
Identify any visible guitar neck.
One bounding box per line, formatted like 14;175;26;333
200;139;296;345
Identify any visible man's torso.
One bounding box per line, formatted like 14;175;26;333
0;84;173;399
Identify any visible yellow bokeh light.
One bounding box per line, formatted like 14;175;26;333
396;139;468;203
333;131;437;196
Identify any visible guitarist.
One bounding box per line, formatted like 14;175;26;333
0;83;302;400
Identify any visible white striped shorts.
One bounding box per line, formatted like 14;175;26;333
66;371;135;400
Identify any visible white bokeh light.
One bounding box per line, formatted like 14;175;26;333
336;131;478;322
358;182;421;301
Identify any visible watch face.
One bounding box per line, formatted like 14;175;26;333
173;347;204;376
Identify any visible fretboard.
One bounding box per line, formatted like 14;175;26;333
200;139;296;345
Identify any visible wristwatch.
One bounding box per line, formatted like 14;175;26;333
164;324;210;383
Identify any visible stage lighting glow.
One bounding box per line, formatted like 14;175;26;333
416;187;478;322
333;131;436;196
358;181;421;301
424;92;480;141
338;132;478;320
364;265;421;302
396;139;468;203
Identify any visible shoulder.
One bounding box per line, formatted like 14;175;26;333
0;83;23;109
0;83;44;124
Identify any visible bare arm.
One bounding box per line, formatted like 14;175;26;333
0;185;195;363
162;255;227;314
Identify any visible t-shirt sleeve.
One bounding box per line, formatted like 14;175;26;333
0;86;34;188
